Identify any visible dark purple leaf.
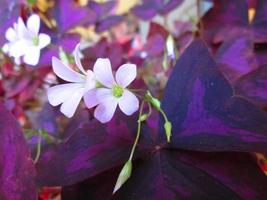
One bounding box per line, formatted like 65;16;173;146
202;0;250;44
160;39;267;153
215;36;258;83
53;0;96;33
0;102;37;199
114;151;245;200
61;168;119;200
251;0;267;43
234;65;267;108
88;0;116;19
64;151;267;200
96;15;123;33
35;113;143;186
202;0;267;44
131;0;183;20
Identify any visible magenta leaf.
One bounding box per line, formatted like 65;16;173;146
0;102;37;199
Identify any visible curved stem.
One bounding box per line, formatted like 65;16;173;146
129;100;145;161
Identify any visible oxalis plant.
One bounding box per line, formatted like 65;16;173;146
35;40;267;199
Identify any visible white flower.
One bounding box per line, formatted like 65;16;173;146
47;44;96;118
4;14;51;66
84;58;139;123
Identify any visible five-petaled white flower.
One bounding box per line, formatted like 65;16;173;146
3;14;51;66
47;44;96;118
84;59;139;123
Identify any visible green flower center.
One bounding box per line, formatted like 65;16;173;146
112;85;124;98
32;36;39;46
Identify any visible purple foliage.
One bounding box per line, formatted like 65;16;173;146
0;102;37;200
202;0;267;44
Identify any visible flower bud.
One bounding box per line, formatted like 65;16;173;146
113;160;132;194
164;121;172;143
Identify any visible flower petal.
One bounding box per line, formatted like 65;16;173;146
26;14;40;35
23;47;40;66
5;27;17;42
94;97;118;123
115;64;137;88
52;57;85;82
84;88;111;108
9;40;29;58
74;43;87;75
60;88;84;118
118;90;139;115
93;58;115;87
17;17;31;39
85;70;96;91
47;83;85;106
38;33;51;49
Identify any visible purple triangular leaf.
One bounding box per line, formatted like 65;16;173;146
35;113;145;186
160;39;267;153
0;102;37;199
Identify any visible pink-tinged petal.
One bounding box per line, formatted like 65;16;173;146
17;17;31;39
5;27;17;42
84;88;111;108
9;40;30;58
115;64;137;88
118;90;139;115
26;14;40;35
38;33;51;49
52;57;85;83
93;58;115;87
60;88;84;118
74;43;87;75
94;97;118;123
85;70;96;91
23;47;40;66
47;83;84;106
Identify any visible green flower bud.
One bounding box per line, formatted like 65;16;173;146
113;160;132;194
145;91;161;111
164;121;172;143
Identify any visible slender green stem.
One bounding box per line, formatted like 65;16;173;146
129;100;145;161
159;108;168;123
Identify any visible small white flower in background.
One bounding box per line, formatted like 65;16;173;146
47;44;96;118
84;58;139;123
3;14;51;66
